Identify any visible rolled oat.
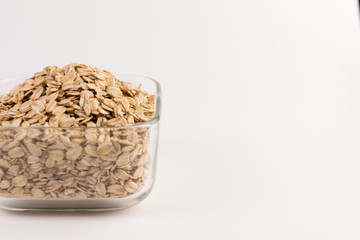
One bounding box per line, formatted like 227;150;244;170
0;63;156;199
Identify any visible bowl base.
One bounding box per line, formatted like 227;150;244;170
0;187;151;212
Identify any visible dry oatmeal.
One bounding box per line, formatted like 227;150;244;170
0;63;156;199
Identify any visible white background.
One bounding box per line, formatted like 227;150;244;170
0;0;360;239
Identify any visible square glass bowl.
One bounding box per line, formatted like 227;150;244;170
0;74;161;211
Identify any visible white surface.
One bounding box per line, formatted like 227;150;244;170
0;0;360;239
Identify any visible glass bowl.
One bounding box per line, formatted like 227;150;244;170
0;74;161;211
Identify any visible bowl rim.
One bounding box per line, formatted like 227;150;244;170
0;74;161;129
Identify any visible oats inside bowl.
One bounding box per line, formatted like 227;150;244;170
0;64;158;200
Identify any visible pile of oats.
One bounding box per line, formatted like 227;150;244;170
0;63;156;199
0;63;155;127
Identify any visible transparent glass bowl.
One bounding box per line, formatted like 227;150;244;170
0;75;161;211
